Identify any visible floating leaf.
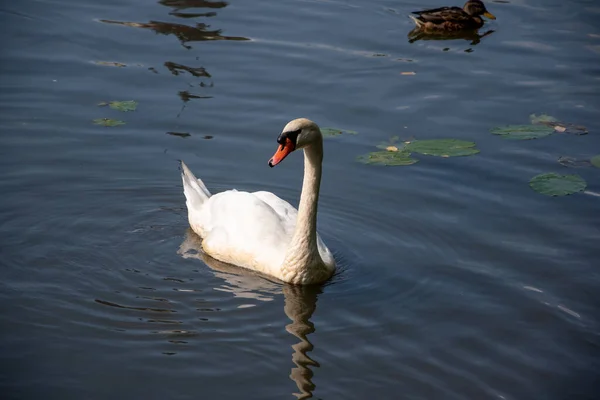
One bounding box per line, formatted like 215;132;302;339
376;136;402;150
557;156;592;168
405;139;480;157
529;173;587;196
94;61;126;67
592;155;600;168
530;113;558;125
97;102;109;107
490;125;554;140
529;114;588;135
552;123;588;135
357;150;418;166
166;131;191;138
93;118;125;127
108;100;138;112
321;127;358;138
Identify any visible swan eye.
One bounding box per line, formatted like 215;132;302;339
277;129;301;145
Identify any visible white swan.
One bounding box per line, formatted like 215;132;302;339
180;118;336;285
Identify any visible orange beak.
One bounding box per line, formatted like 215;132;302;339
268;139;295;167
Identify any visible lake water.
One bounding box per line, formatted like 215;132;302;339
1;0;599;399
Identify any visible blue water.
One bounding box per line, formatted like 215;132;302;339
1;0;599;399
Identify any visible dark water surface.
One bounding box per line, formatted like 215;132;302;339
1;0;599;399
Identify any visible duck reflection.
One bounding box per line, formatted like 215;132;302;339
407;27;495;46
178;229;323;399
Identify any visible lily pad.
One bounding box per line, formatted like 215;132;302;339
357;150;418;166
530;113;558;125
490;125;554;140
529;173;587;196
405;139;479;157
321;127;359;138
107;100;138;112
93;118;125;127
591;155;600;168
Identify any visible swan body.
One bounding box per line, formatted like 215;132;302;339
180;118;335;285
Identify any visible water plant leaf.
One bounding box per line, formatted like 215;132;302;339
94;61;126;67
405;139;479;157
591;155;600;168
108;100;138;112
166;131;191;138
557;156;592;168
357;150;418;166
490;125;554;140
321;127;358;138
529;113;588;135
529;173;587;196
530;113;558;125
553;123;588;135
376;136;403;150
93;118;125;127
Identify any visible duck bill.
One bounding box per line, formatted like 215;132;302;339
268;140;295;167
483;11;496;20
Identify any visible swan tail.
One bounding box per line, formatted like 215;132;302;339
180;160;211;210
409;15;424;28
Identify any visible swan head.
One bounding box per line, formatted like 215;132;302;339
268;118;322;167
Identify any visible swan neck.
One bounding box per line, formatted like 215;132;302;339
283;140;324;272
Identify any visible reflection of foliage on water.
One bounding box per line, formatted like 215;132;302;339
165;62;211;78
100;19;248;49
164;61;214;112
99;0;246;119
159;0;228;11
178;91;213;102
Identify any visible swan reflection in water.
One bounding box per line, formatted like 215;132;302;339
408;28;495;46
178;229;322;399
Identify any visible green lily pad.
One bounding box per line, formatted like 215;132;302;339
530;113;558;125
93;118;125;127
405;139;479;157
490;125;554;140
357;150;418;166
321;127;358;138
529;173;587;196
104;100;138;112
591;155;600;168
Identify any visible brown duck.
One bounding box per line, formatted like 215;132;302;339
410;0;496;32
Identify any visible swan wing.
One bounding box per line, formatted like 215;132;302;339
194;190;295;276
